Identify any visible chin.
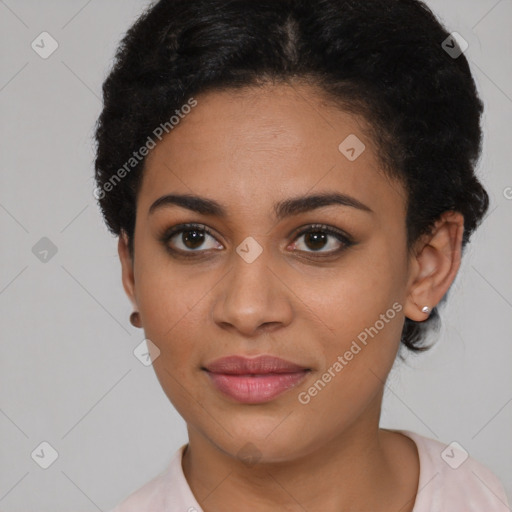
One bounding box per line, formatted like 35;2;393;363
202;421;317;465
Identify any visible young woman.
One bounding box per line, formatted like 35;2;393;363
94;0;510;510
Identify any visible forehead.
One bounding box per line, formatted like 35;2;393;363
139;83;405;220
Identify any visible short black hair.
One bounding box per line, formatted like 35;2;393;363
94;0;489;352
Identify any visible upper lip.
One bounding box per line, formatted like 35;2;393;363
204;355;309;375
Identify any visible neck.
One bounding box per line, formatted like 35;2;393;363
181;393;419;511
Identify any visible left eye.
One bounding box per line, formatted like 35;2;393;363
289;224;353;254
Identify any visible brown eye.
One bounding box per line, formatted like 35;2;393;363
290;224;353;255
160;223;222;254
302;231;329;251
179;228;207;250
159;222;353;258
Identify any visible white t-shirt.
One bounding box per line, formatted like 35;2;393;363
109;430;510;511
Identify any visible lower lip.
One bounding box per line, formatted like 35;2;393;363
206;371;309;403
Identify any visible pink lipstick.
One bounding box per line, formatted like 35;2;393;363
204;355;310;404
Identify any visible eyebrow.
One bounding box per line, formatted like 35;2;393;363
148;191;373;219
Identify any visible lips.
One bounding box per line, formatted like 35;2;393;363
203;355;310;404
204;355;309;375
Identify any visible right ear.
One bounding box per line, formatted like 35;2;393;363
118;230;137;309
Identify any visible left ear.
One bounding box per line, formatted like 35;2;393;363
403;211;464;322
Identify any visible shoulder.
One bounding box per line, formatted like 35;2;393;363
397;430;510;511
107;444;201;512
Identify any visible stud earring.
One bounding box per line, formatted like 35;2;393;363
130;311;141;327
421;306;431;314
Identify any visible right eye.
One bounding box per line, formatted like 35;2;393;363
159;223;223;255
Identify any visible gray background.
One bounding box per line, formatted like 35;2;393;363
0;0;511;509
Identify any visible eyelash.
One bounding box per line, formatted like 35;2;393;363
158;222;354;259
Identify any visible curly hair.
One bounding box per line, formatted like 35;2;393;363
94;0;489;352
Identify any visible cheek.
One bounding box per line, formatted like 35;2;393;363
293;245;405;389
134;235;198;325
137;271;205;415
304;279;403;387
295;290;403;433
298;248;404;336
133;251;200;369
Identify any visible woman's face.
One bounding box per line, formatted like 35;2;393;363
122;82;415;462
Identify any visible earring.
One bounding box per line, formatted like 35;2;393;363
130;311;141;327
421;306;431;314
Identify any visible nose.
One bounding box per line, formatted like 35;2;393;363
211;250;294;338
